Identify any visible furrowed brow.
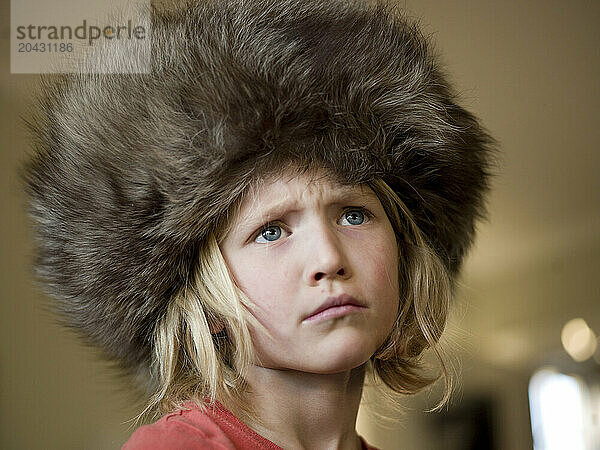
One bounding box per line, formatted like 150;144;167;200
237;184;378;233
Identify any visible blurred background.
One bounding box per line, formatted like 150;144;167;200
1;0;599;449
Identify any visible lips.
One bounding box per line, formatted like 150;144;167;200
302;294;366;323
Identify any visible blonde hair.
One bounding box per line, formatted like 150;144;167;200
134;172;453;426
366;179;453;414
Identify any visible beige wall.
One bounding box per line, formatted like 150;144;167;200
2;0;599;448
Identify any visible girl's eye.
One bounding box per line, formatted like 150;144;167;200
340;209;367;226
253;208;369;243
254;225;282;243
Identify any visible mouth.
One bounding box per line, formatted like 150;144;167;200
302;294;367;324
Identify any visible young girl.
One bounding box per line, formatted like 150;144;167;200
22;0;494;448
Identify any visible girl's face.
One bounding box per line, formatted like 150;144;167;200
220;169;399;374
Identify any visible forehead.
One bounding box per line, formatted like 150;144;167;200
241;169;377;211
261;173;370;199
219;168;379;236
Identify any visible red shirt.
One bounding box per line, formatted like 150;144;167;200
122;402;379;449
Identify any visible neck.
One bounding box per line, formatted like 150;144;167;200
233;364;367;450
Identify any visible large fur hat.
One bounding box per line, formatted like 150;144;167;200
22;0;494;386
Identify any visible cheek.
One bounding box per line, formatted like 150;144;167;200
363;234;399;297
228;253;291;322
370;254;400;323
366;252;400;344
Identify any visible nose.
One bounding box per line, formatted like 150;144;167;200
303;221;351;285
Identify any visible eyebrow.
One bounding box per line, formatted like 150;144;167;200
240;185;379;232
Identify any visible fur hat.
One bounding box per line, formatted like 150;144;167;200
22;0;494;386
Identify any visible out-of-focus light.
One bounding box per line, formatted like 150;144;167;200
561;318;597;362
529;368;587;450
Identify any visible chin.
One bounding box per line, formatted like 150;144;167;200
307;340;378;374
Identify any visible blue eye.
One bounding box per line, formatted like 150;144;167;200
342;209;365;225
255;225;282;243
